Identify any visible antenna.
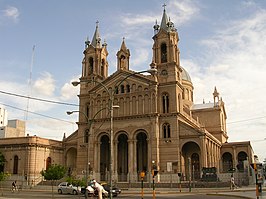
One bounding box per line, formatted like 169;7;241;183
25;45;35;121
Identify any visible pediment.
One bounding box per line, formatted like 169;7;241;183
91;70;156;94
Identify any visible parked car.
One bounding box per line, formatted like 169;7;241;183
57;182;81;195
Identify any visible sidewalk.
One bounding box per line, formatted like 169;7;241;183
122;185;265;198
27;184;266;198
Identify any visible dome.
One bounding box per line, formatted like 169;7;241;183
181;66;192;82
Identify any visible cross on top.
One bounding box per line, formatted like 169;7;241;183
162;3;166;10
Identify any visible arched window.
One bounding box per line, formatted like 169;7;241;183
121;85;125;93
162;93;169;113
84;129;90;143
161;43;167;63
86;103;90;119
101;59;105;76
13;155;18;174
163;123;171;138
115;86;119;94
89;57;94;74
126;85;130;93
46;157;52;170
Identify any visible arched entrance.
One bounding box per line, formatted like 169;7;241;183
66;147;77;175
237;151;247;172
13;155;19;174
117;133;128;182
222;152;233;172
191;153;200;179
136;132;148;174
100;135;110;181
181;142;201;180
46;157;52;170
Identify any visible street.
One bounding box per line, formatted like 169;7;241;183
0;189;246;199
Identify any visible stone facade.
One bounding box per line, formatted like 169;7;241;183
0;7;255;185
0;136;63;185
63;8;255;183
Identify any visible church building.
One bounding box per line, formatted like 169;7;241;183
63;7;254;184
0;7;255;186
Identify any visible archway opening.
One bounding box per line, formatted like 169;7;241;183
222;152;233;172
237;151;247;172
100;135;110;181
181;142;201;180
136;132;148;175
117;133;128;182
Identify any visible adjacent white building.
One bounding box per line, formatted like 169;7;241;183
0;106;8;127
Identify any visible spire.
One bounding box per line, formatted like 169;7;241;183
213;86;220;107
117;37;130;71
153;20;160;34
213;86;219;98
91;21;101;47
160;3;169;31
120;37;127;51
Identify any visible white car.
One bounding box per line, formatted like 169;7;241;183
58;182;81;195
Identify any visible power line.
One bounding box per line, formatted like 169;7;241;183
227;116;266;124
0;102;75;124
0;90;78;106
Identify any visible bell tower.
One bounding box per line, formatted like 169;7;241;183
116;38;130;71
151;5;182;83
82;21;109;81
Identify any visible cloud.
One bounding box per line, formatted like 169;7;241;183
2;6;20;22
60;76;80;101
168;0;200;25
184;8;266;159
32;72;55;97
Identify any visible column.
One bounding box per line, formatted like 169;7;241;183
128;139;134;182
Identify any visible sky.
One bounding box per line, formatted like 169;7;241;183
0;0;266;161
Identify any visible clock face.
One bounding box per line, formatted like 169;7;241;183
161;69;168;76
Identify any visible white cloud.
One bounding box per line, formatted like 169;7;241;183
2;6;19;22
168;0;200;25
185;8;266;159
32;72;55;97
60;77;80;101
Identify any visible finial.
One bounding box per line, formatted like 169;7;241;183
162;3;166;11
85;36;90;48
96;20;99;27
102;39;107;47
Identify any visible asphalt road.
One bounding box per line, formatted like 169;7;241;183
0;190;245;199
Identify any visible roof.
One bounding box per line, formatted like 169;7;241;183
192;102;215;110
181;66;192;82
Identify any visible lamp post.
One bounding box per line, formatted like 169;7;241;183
67;108;108;199
67;110;91;199
72;68;157;199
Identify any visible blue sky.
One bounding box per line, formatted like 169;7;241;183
1;0;266;161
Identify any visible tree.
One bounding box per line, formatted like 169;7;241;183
0;172;10;196
0;152;6;172
41;164;66;198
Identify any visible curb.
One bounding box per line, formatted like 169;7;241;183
207;193;253;199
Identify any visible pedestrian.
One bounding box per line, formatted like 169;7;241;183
92;179;108;199
11;180;17;192
230;174;237;190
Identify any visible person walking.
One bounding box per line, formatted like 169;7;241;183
230;174;237;190
11;181;17;192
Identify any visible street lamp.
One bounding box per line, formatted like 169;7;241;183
67;110;91;199
72;68;157;199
